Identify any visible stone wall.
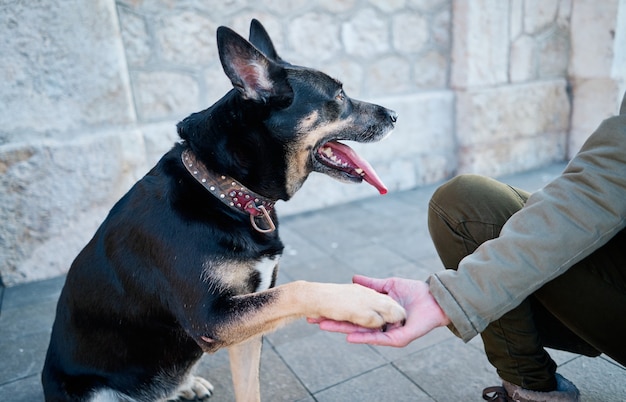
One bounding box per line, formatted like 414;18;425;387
0;0;624;286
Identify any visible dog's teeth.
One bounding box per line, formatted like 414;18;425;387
355;168;364;175
322;147;334;158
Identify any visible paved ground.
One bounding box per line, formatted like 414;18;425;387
1;163;625;401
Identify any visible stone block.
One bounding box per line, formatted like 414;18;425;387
413;50;448;89
523;0;559;34
392;13;429;54
133;71;201;121
318;0;358;13
458;132;566;177
569;0;619;78
510;0;524;39
0;0;135;143
262;0;310;16
117;5;151;67
451;0;510;88
456;80;570;147
537;26;570;78
509;35;536;83
568;78;623;158
155;11;218;67
288;13;341;64
612;0;626;83
432;6;452;50
366;56;412;95
369;0;407;13
342;8;390;58
557;0;573;25
140;122;181;166
0;130;147;286
407;0;448;11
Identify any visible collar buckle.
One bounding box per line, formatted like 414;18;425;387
248;203;276;233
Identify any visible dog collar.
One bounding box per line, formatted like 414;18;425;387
181;148;276;233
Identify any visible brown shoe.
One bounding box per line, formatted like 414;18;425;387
483;385;511;401
483;373;579;402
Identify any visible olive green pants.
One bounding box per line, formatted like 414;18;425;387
428;174;626;391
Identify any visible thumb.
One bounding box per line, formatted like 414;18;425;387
352;275;387;293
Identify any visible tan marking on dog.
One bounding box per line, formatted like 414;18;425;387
296;110;319;131
202;260;256;295
285;117;354;196
229;336;263;402
202;256;278;294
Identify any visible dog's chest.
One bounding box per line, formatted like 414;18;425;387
254;255;279;291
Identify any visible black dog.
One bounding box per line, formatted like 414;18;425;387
42;20;404;401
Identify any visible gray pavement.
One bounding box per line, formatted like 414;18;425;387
1;163;625;401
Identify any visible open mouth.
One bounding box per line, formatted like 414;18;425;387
315;140;387;195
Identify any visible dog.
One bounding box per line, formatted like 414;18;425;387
42;19;404;402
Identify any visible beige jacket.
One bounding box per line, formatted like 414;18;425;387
429;93;626;342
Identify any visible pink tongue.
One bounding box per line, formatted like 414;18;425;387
324;141;388;195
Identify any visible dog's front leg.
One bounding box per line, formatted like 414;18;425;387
228;334;263;402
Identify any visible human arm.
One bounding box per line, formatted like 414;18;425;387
432;110;626;342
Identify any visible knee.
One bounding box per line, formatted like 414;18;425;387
428;173;527;237
429;174;493;217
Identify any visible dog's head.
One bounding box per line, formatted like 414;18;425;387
178;20;397;200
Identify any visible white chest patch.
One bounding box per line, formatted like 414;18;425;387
254;255;280;291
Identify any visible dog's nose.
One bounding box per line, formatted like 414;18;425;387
387;110;398;124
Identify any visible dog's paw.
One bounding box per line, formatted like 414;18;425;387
354;286;406;328
173;375;214;401
321;284;406;329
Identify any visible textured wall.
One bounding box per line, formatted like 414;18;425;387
1;0;624;286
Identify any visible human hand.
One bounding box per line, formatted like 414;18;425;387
308;275;450;347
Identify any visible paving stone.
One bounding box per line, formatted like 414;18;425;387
0;302;56;339
275;331;386;393
2;276;64;310
370;326;455;363
277;225;328;264
394;338;502;401
0;373;44;402
332;243;415;278
279;255;356;284
314;364;433;401
265;318;319;348
559;355;626;402
194;343;309;402
0;331;50;386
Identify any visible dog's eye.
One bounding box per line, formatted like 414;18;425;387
335;90;345;102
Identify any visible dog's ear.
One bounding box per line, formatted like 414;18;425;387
248;19;283;63
217;26;290;103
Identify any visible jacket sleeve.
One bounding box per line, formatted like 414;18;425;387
428;101;626;342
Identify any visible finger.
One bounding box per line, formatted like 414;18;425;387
352;275;386;293
317;320;372;334
346;330;410;347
